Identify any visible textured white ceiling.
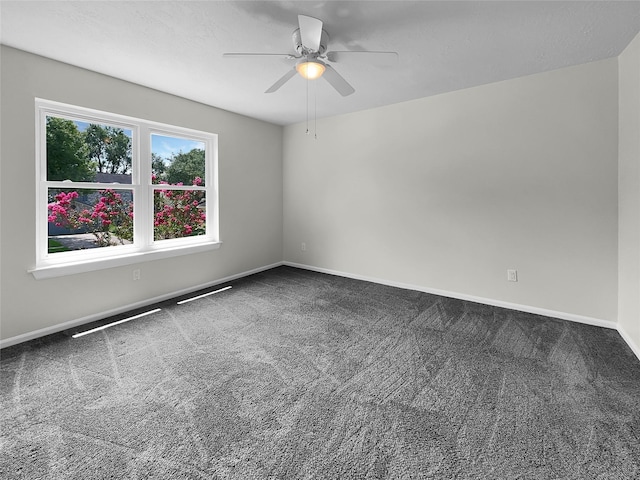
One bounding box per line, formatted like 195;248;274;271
1;1;640;125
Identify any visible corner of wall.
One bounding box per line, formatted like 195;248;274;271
617;30;640;363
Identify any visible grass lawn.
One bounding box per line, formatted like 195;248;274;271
48;238;70;253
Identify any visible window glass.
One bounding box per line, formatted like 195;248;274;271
47;188;134;252
46;117;133;182
153;190;206;241
151;134;206;186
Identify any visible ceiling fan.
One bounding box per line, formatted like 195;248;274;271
223;15;398;96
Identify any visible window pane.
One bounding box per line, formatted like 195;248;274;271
154;190;206;241
151;134;206;186
46;116;133;182
48;188;134;252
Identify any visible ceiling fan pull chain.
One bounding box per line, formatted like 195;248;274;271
306;76;310;135
314;78;318;140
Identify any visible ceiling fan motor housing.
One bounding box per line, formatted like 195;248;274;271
293;28;329;55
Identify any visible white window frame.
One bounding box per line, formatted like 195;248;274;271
31;98;220;279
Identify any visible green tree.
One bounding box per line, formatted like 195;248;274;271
84;124;108;173
166;149;205;185
151;153;167;179
84;124;132;174
46;117;94;181
105;129;131;174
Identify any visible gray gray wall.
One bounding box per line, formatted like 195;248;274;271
283;58;619;325
618;31;640;356
0;46;283;342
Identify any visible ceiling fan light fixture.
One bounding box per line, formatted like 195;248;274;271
296;59;326;80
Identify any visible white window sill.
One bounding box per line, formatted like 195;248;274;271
30;241;222;280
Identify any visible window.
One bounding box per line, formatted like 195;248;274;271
33;99;219;279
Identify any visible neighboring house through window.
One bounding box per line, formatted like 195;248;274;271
33;99;219;279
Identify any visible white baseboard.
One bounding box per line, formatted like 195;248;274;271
285;262;640;363
6;261;638;365
283;261;618;330
617;324;640;363
0;262;284;349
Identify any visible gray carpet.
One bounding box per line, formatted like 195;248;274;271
1;266;639;479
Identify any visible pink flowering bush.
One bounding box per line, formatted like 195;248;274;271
48;176;205;249
152;175;206;240
48;189;133;247
48;191;80;230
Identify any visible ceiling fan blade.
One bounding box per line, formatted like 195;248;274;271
326;51;399;66
265;68;297;93
298;15;323;52
322;65;355;97
223;53;297;59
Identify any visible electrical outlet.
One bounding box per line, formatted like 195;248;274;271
507;269;518;282
301;242;306;251
133;269;141;281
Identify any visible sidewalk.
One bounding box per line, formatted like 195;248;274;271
52;233;131;249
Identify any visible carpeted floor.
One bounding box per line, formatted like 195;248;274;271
1;266;639;479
